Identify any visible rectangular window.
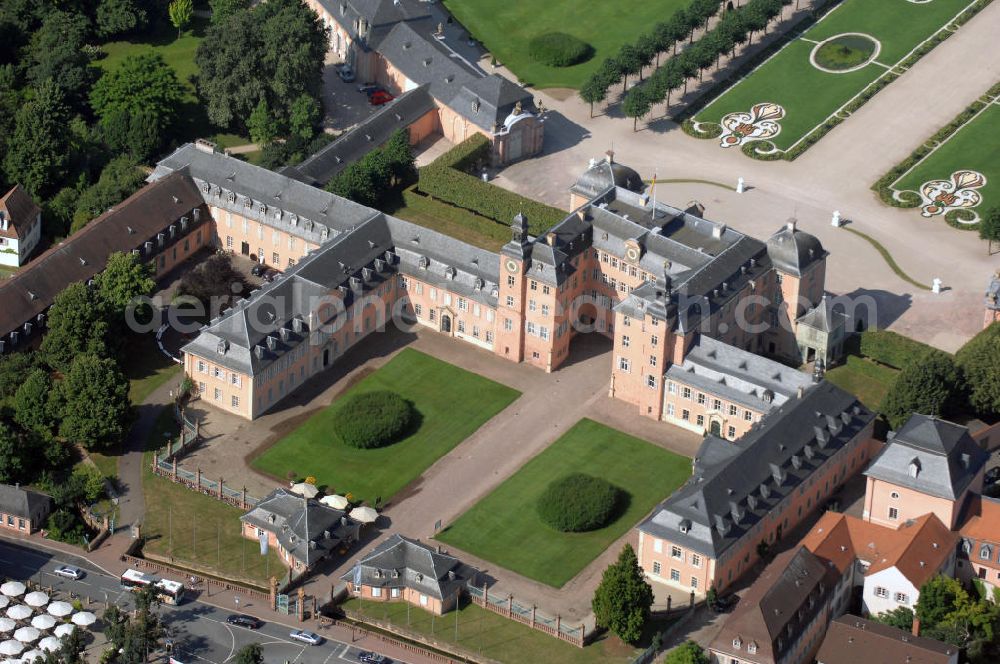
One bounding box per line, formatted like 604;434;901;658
390;588;400;598
666;403;675;416
682;387;691;399
213;388;221;401
894;592;909;604
888;507;899;520
414;304;422;316
504;318;513;332
541;304;549;316
198;381;206;395
485;331;493;343
670;569;680;582
506;295;515;307
744;410;753;421
419;594;428;606
691;577;698;589
618;357;630;372
197;360;206;373
667;381;676;394
697;393;706;405
682;409;690;421
646;375;656;389
231;395;239;408
429;310;436;322
650;334;658;346
652;562;661;575
696;414;705;427
526;322;536;335
507;275;515;287
713;399;722;411
528;300;536;312
727;425;736;439
649;355;657;367
231;374;241;387
621;336;630;348
530;281;537;291
654;539;663;553
457;320;466;333
875;586;888;598
458;298;468;311
691;554;701;568
729;404;738;416
671;545;683;559
272;252;279;265
623;316;630;327
371;587;382;598
226;236;233;249
430;289;437;301
539;326;549;340
542;285;550;295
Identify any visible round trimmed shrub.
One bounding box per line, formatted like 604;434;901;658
333;391;415;449
528;32;594;68
536;473;625;532
814;35;878;70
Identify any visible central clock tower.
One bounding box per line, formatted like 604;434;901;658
494;213;532;362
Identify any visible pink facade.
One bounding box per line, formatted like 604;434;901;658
863;477;976;530
346;582;453;615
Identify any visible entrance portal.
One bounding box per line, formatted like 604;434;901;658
710;420;721;436
441;315;452;334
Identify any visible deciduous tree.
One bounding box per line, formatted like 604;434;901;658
95;251;156;324
72;156;146;233
90;53;184;146
13;369;55;438
24;10;92;110
622;86;652;132
247;98;280;145
979;206;1000;255
168;0;193;39
209;0;250;24
96;0;148;38
881;349;959;429
3;81;72;199
592;544;653;645
874;606;914;631
956;323;1000;417
58;354;131;450
40;282;110;373
664;641;709;664
233;643;263;664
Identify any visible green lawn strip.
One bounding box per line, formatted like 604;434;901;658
436;419;691;588
842;227;931;291
696;0;973;149
824;355;898;411
441;0;687;90
892;103;1000;209
385;187;508;252
123;335;183;405
87;452;120;482
251;348;520;504
141;408;285;587
342;598;643;664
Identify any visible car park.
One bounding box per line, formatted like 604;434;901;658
226;614;262;629
53;566;83;580
289;630;323;646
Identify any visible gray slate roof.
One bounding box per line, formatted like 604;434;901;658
241;488;359;567
865;414;989;500
0;484;51;520
569;156;644;200
342;534;480;600
283;86;437;187
797;295;847;333
666;335;813;413
765;222;826;277
639;381;874;558
314;0;431;52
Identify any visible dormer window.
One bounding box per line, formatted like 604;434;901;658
909;459;921;478
981;544;992;560
747;642;757;654
732;638;741;650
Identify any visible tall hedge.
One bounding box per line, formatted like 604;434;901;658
537;473;625;532
859;330;937;370
417;136;566;237
333;390;415;449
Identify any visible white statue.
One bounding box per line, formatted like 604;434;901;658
736;177;745;194
831;210;841;227
932;278;942;294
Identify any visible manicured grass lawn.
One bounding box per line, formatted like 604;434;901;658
124;334;183;405
142;409;285;587
385;187;508;252
342;598;648;664
437;419;691;588
96;18;249;149
825;354;898;411
442;0;687;89
893;103;1000;213
252;349;520;504
87;452;120;482
696;0;974;150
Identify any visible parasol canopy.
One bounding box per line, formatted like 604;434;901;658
349;506;378;523
4;608;29;622
20;595;45;610
0;619;14;633
19;649;43;663
27;617;53;632
320;495;349;509
290;482;319;498
0;585;24;599
45;603;71;619
0;640;24;656
12;628;38;644
69;613;95;627
52;625;74;639
37;637;61;654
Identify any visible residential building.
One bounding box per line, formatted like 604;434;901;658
708;546;839;664
637;382;877;594
956;494;1000;593
240;488;361;575
341;534;481;615
801;511;956;617
0;172;208;351
815;615;959;664
0;185;41;267
984;271;999;329
863;414;988;529
0;484;52;534
302;0;543;166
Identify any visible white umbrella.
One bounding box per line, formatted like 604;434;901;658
12;628;38;644
0;640;24;656
52;625;74;639
0;585;24;599
36;638;60;654
69;613;95;627
349;506;378;523
20;595;45;610
290;482;318;498
320;494;349;509
27;617;52;632
0;597;9;610
19;649;43;663
5;608;29;622
0;619;14;633
45;603;71;619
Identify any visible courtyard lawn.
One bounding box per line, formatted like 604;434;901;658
825;354;898;411
95;18;249;149
695;0;975;151
124;334;183;405
142;409;285;587
252;349;519;504
436;419;691;588
342;598;653;664
442;0;688;90
892;102;1000;216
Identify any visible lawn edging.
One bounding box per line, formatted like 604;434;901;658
841;227;931;291
872;81;1000;225
680;0;994;160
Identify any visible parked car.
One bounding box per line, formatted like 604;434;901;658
358;653;389;663
250;263;265;277
226;614;262;629
337;66;356;82
369;90;395;106
289;630;323;646
985;466;1000;485
357;84;379;96
53;566;83;580
710;594;739;613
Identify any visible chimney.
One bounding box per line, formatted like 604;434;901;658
546;232;556;247
912;617;921;637
797;385;805;399
605;149;614;164
786;218;797;232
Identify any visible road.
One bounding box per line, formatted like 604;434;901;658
0;541;405;664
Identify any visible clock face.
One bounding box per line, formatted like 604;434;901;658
505;259;519;274
625;247;639;262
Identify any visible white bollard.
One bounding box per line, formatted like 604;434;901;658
736;177;745;194
932;278;942;294
831;210;841;227
481;171;489;183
